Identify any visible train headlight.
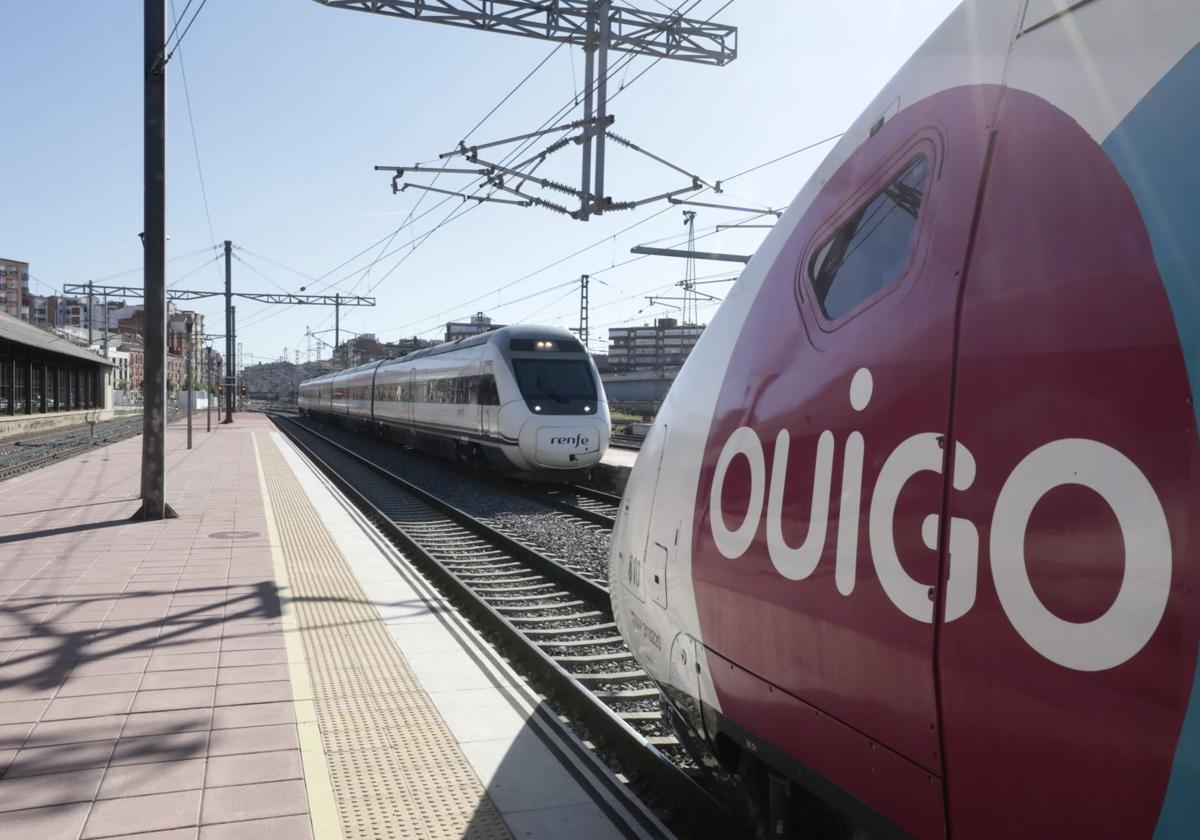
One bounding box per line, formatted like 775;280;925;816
584;405;591;412
533;404;542;412
535;340;555;350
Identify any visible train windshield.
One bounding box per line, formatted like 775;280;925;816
512;359;597;403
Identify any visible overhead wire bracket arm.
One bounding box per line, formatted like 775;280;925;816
606;184;701;213
630;246;751;264
374;164;492;176
440;116;604;160
604;130;719;191
400;182;532;207
670;197;782;216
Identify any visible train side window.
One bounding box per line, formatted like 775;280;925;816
808;155;929;321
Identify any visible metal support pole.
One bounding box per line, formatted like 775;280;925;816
206;346;212;432
593;0;610;213
578;1;597;219
135;0;175;520
579;274;590;349
334;294;340;367
87;281;94;347
232;309;238;413
185;317;193;450
236;337;242;410
223;240;233;423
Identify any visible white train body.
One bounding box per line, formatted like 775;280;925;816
298;325;611;481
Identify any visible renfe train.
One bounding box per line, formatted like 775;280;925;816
297;325;610;481
610;2;1200;838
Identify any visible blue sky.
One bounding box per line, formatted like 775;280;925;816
1;1;959;365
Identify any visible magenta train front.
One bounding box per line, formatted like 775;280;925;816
610;2;1200;838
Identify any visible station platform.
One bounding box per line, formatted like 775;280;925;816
0;415;661;839
593;446;637;492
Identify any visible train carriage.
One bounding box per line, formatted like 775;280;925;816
609;1;1200;838
299;325;610;481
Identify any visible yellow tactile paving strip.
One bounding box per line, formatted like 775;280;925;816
254;433;513;840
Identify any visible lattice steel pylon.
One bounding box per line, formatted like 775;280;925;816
314;1;737;220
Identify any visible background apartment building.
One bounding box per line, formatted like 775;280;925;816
0;258;30;320
445;312;505;343
607;318;705;371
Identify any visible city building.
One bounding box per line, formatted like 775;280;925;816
332;333;436;368
120;339;144;390
607;317;705;371
97;346;133;403
0;258;30;320
25;294;51;327
445;312;504;343
0;309;115;435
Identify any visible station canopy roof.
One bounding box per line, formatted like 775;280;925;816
0;310;115;366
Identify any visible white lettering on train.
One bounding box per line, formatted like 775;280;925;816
550;435;591;447
708;367;1172;672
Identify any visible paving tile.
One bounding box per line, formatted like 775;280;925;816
200;779;308;825
0;802;91;840
56;672;143;697
70;654;150;677
207;723;298;756
83;788;202;838
121;707;213;738
42;691;135;721
205;749;303;787
26;715;128;747
0;698;51;724
154;638;222;655
460;737;594;813
215;664;290;685
198;814;313;840
5;738;116;778
0;767;105;812
130;686;216;714
404;650;495;693
118;829;198;840
210;702;294;730
213;681;292;707
110;730;209;766
0;720;33;749
428;687;533;744
98;757;206;799
502;803;628;840
148;652;220;672
217;649;287;668
140;668;219;691
216;634;284;652
0;680;60;701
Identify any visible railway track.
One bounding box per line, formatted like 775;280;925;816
610;432;645;450
269;414;746;840
0;413;163;482
533;482;622;527
282;411;621;531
